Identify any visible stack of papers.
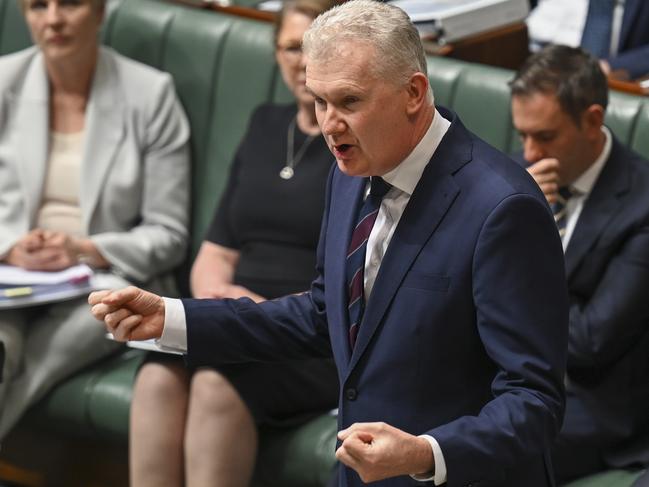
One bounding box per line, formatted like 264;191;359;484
390;0;529;43
0;264;96;309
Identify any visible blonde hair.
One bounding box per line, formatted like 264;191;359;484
274;0;340;43
19;0;106;12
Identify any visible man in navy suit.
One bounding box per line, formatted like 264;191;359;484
582;0;649;79
91;1;568;485
511;44;649;482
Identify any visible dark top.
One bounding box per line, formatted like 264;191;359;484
206;103;333;299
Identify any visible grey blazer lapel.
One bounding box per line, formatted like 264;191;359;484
80;49;125;233
12;51;49;226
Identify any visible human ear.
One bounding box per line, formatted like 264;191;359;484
405;72;430;115
582;104;605;135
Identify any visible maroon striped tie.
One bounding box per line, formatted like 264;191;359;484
346;177;391;349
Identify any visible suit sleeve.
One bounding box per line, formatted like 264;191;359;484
607;45;649;79
91;73;191;283
183;166;335;367
429;193;568;486
567;221;649;370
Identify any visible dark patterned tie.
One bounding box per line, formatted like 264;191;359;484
346;176;391;349
552;186;574;239
581;0;615;58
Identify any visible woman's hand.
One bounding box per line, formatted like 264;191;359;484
4;229;75;271
3;230;110;271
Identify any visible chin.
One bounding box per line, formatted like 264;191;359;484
336;159;369;177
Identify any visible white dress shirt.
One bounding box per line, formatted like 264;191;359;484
528;0;626;56
561;126;612;250
159;109;451;484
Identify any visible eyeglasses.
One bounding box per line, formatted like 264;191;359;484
276;43;303;62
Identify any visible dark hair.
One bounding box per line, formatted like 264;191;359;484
509;45;608;126
273;0;340;43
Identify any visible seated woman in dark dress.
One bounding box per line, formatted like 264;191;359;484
128;1;339;486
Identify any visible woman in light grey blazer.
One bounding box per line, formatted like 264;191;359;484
0;0;190;438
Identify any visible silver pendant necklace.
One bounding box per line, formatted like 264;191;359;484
280;114;316;180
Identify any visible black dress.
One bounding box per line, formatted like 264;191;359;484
206;103;332;299
204;103;338;423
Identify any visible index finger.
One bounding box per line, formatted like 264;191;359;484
88;290;112;306
102;286;142;306
339;422;384;439
527;157;560;175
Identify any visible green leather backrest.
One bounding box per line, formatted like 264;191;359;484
103;0;284;255
0;0;31;56
631;104;649;157
606;91;644;146
428;56;518;153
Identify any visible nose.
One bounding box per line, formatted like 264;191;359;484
45;2;64;27
523;137;545;163
320;106;345;137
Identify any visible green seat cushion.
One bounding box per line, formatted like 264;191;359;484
254;413;338;487
27;349;146;440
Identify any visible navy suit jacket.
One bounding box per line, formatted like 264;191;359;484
184;109;569;487
519;137;649;468
600;0;649;78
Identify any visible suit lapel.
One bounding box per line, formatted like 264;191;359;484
346;111;469;376
80;48;125;233
329;174;366;366
12;51;49;226
565;139;630;279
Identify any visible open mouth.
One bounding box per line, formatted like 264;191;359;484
334;144;352;154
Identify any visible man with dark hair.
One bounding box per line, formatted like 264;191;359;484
511;44;649;482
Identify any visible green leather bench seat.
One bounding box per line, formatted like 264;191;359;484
1;1;649;486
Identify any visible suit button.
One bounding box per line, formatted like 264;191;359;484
345;388;358;401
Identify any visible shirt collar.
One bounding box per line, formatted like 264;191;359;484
380;108;451;196
571;126;612;196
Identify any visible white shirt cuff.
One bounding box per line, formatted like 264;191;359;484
157;297;188;352
410;434;447;485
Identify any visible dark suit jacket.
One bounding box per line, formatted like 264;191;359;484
518;137;649;469
184;108;569;487
600;0;649;78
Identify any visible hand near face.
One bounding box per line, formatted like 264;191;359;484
335;422;434;483
526;158;561;204
89;286;166;342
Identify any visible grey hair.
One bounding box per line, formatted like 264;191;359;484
303;0;433;103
